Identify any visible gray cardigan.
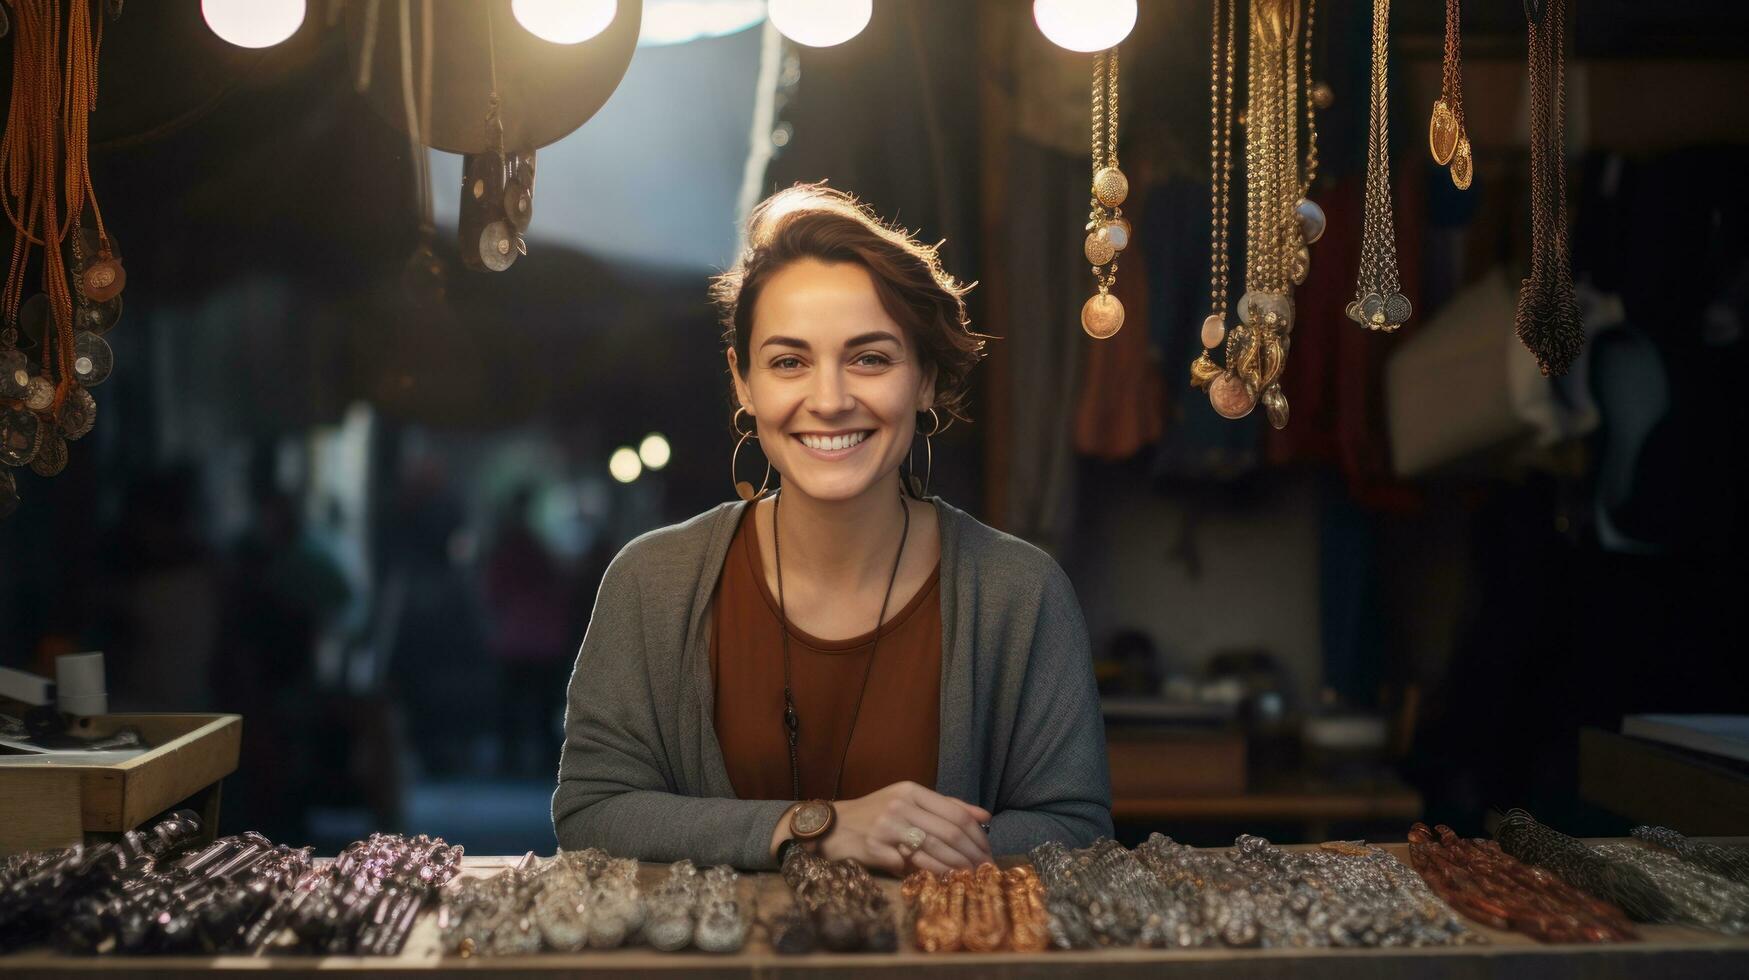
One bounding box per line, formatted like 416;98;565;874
552;497;1112;869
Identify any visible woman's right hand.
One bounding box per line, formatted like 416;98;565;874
819;781;993;875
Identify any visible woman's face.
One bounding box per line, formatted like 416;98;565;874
729;258;934;504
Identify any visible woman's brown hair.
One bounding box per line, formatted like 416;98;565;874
711;184;987;422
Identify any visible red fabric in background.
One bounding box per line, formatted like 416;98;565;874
1269;165;1425;510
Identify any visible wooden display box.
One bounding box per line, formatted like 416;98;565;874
0;713;240;856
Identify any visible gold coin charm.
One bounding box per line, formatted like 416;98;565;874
1096;217;1131;252
1209;371;1256;419
1290;245;1310;285
1083;232;1116;267
1429;98;1459;165
1081;292;1125;339
1449;134;1474;190
1262;384;1289;430
79;257;126;302
1093;167;1129;208
1189;351;1222;387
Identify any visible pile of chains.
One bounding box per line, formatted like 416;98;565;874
900;863;1049;953
1406;822;1636;942
0;0;123;519
1515;0;1581;376
1;811;206;952
1634;826;1749;887
259;832;462;955
1192;0;1322;430
1346;0;1410;332
1494;809;1673;923
772;844;896;953
442;851;748;956
1031;835;1477;949
1590;843;1749;935
1;816;456;956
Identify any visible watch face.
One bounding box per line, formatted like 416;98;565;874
792;801;833;839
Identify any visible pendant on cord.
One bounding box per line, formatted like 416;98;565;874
1080;47;1129;340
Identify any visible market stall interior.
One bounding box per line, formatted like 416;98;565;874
3;0;1749;972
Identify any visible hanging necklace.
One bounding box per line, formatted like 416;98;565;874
1516;0;1581;377
772;488;910;801
1346;0;1410;333
1193;0;1306;429
0;0;116;517
1430;0;1473;189
1080;47;1129;340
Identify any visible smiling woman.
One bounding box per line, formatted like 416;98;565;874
553;185;1113;873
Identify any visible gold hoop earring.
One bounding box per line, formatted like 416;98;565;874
906;408;943;499
731;407;772;501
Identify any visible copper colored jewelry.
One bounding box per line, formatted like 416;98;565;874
1430;0;1474;188
1003;866;1050;952
961;864;1009;952
1081;47;1129;339
1515;0;1582;376
904;870;962;953
1347;0;1411;333
0;0;115;518
1408;822;1637;943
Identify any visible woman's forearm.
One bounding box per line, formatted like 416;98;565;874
553;785;794;870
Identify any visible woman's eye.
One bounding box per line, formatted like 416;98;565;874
854;352;892;368
772;356;803;370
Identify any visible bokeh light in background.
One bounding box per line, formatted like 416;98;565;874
638;434;672;471
1032;0;1137;53
201;0;306;49
608;446;643;483
767;0;871;48
512;0;620;45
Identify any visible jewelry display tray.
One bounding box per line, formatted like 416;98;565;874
4;840;1746;978
0;713;240;857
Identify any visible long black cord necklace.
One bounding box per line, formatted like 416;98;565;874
773;488;911;801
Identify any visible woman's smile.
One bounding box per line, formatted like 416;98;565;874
794;429;873;458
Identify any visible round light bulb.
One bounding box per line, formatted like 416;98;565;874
512;0;618;45
638;433;672;471
202;0;306;49
608;447;643;483
767;0;872;48
1033;0;1136;53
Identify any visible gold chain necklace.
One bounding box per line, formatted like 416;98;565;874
1516;0;1582;376
1193;0;1310;429
1429;0;1473;189
1080;47;1129;340
1346;0;1410;332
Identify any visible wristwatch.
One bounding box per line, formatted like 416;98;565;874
777;799;836;862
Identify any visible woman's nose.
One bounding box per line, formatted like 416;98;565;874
805;367;855;415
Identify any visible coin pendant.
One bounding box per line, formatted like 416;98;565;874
1081;292;1124;339
1209;371;1256;420
1083;232;1116;267
1096;218;1131;252
23;376;53;412
1092;167;1129;208
79;258;126;302
1429;98;1459;165
1449;135;1474;190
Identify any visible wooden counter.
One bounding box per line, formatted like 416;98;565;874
6;842;1748;978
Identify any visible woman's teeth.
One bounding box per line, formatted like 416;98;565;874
798;431;869;452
